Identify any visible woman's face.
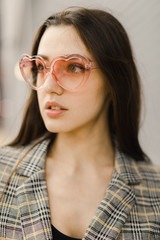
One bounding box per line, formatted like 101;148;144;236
37;25;110;134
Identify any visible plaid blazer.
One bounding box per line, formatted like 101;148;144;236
0;137;160;240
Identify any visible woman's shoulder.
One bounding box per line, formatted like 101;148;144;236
0;136;50;195
0;144;27;195
133;159;160;198
136;159;160;181
0;144;25;168
116;150;160;195
0;141;32;159
0;144;29;183
0;133;51;167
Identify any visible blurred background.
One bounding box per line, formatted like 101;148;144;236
0;0;160;166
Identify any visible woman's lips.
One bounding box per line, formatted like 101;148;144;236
45;101;68;117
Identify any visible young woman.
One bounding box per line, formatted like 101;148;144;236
0;7;160;240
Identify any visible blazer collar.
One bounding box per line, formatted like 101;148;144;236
83;150;142;239
16;137;53;240
83;170;136;239
16;137;142;240
16;137;142;185
16;137;50;177
115;148;142;185
16;169;53;240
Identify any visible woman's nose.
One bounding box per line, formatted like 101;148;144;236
43;72;64;95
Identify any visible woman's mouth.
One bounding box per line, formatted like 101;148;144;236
45;101;68;117
50;106;62;110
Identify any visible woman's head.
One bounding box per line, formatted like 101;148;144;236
13;7;146;161
34;25;109;135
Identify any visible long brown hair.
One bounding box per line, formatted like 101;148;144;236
10;7;147;161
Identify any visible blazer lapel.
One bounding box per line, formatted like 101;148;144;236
16;170;52;240
15;137;142;240
16;138;53;240
83;150;142;240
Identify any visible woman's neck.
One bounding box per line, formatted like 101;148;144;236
47;120;115;170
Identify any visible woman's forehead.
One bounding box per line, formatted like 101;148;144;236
37;25;92;60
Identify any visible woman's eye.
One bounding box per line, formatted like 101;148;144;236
37;64;44;72
67;64;85;73
32;63;44;74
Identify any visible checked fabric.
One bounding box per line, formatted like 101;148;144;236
0;137;160;239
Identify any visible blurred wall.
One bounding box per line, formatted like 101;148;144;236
0;0;160;166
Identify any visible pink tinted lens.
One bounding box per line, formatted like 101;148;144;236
53;58;88;90
20;57;45;89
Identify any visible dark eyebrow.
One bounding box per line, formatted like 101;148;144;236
37;54;49;60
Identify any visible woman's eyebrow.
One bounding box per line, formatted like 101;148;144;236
37;54;49;60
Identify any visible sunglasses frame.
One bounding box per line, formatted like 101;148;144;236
19;54;96;92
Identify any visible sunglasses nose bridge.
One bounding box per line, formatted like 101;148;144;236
44;71;55;83
45;62;56;75
46;66;51;74
43;71;63;93
44;62;57;84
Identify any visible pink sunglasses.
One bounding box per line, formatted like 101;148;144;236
19;54;97;92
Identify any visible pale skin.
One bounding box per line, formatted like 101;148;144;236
37;25;115;238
